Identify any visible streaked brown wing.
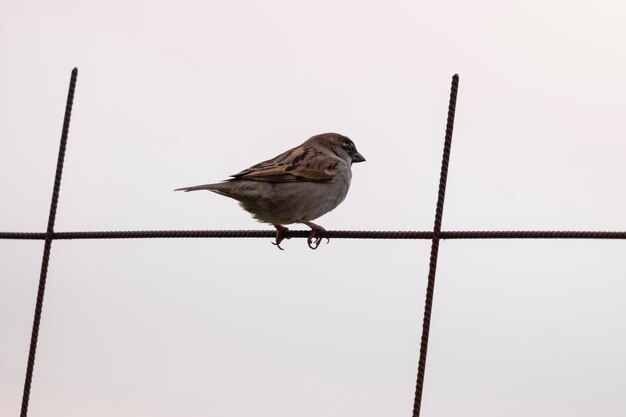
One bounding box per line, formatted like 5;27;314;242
231;146;339;182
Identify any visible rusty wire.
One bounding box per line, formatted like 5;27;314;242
18;68;77;417
3;230;626;241
412;73;458;417
5;69;626;417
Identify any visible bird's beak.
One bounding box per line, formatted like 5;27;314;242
351;151;366;163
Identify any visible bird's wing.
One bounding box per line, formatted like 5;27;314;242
231;146;340;182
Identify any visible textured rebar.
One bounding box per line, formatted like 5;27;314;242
20;68;77;417
3;229;626;241
442;230;626;239
413;74;459;417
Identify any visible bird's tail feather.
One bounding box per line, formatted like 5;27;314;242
174;182;231;192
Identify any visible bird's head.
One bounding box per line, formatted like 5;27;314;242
306;132;366;165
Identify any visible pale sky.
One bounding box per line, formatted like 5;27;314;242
1;1;626;416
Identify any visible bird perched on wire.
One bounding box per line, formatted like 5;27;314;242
175;132;365;249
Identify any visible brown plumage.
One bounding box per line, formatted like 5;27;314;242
176;133;365;249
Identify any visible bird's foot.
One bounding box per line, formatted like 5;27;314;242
301;221;329;250
272;225;290;250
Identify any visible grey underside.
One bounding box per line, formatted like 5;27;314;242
178;178;350;225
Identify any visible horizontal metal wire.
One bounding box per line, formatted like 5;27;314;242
2;230;626;240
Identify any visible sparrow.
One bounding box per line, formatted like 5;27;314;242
175;132;365;249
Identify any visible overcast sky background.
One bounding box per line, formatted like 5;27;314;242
1;1;626;416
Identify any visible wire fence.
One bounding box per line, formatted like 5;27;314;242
2;69;625;417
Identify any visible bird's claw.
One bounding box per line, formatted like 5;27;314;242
307;236;321;250
272;224;329;250
307;227;329;250
272;225;289;250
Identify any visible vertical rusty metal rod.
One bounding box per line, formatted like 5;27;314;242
20;68;77;417
412;74;459;417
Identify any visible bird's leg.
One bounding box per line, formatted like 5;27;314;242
272;225;289;250
299;220;329;250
